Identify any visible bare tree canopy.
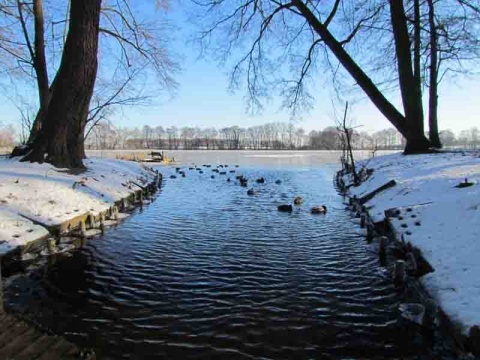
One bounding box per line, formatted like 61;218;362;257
192;0;480;153
0;0;178;167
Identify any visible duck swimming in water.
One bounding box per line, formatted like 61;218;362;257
278;204;293;212
293;196;303;205
240;177;248;187
311;206;327;214
247;188;256;196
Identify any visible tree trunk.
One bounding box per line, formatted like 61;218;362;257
27;0;50;142
22;0;102;168
389;0;429;154
292;0;431;153
427;0;442;148
14;0;50;148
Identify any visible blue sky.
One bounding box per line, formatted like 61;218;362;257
1;1;478;134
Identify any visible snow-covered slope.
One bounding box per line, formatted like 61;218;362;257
0;157;156;256
348;152;480;332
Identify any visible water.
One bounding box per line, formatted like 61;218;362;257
5;154;441;359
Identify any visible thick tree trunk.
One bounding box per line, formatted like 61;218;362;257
293;0;431;153
389;0;429;154
22;0;102;168
427;0;442;148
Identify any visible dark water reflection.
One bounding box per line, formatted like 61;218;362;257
6;163;439;359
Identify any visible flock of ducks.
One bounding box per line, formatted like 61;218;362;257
169;163;327;215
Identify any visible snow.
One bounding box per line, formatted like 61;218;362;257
0;157;156;256
346;151;480;333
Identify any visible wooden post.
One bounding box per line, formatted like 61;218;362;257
366;224;374;243
79;219;86;237
423;299;437;329
88;214;95;229
379;236;387;265
47;238;56;253
100;213;105;234
0;257;4;314
113;206;119;220
360;214;366;228
394;260;406;285
406;252;417;276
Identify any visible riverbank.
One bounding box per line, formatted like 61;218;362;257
339;151;480;354
0;157;161;259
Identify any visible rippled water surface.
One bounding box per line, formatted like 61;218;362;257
5;157;439;359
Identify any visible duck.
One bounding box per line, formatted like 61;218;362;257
311;206;327;214
239;177;248;187
278;204;293;212
211;175;215;179
293;196;303;205
256;177;265;184
170;175;177;179
247;188;256;196
275;180;282;185
227;178;231;182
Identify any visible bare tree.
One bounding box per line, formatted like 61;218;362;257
22;0;102;168
1;0;177;165
194;0;434;153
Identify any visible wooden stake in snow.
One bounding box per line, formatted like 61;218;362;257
79;219;86;237
100;213;105;233
0;258;4;314
87;214;95;229
113;206;119;220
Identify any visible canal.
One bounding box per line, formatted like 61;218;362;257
5;153;442;359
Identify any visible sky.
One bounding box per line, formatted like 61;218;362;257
0;1;479;135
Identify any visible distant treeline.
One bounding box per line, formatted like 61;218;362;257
82;122;479;151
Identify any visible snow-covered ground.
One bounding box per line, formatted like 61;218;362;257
0;157;157;256
346;151;480;333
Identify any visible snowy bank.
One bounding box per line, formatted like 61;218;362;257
0;157;158;256
345;152;480;334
